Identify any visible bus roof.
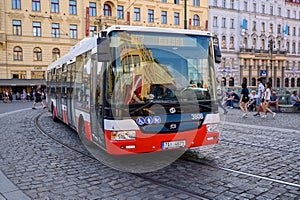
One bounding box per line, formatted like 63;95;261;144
47;26;212;71
47;36;97;71
105;25;212;36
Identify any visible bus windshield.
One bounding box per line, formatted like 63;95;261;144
107;31;217;106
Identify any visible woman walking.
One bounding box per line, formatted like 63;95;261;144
261;82;276;119
240;82;249;118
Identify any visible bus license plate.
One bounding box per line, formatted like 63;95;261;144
162;140;186;150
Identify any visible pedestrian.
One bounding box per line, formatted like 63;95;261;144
269;91;279;113
239;82;249;118
261;82;276;119
253;78;265;117
21;89;27;102
32;85;46;109
290;90;300;110
226;90;240;108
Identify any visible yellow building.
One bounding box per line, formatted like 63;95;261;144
0;0;209;95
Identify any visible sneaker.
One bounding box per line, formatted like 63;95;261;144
230;107;233;109
261;115;266;118
253;113;260;116
272;113;276;118
242;113;246;118
43;106;47;109
244;114;248;118
32;107;36;109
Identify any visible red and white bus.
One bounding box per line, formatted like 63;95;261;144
47;25;222;155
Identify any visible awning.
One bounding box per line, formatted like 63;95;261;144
0;79;46;86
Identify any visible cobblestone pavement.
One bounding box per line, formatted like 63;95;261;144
0;103;299;199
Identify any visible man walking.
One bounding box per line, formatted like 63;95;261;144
32;85;46;109
254;78;265;116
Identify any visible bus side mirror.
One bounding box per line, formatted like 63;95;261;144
214;45;222;64
97;37;110;62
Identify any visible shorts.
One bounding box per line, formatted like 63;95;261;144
255;98;261;106
35;96;42;103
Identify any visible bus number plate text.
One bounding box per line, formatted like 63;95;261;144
162;140;186;150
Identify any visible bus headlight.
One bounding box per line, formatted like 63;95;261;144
206;123;219;133
111;131;136;141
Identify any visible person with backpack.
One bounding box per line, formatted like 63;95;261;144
240;82;249;118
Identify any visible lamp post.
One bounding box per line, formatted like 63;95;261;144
269;39;273;87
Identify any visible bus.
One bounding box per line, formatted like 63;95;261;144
47;25;222;155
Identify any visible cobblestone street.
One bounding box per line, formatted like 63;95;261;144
0;103;299;199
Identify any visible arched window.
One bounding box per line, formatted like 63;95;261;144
221;77;226;86
13;46;23;61
243;37;247;48
276;78;280;88
230;37;234;49
268;78;272;86
252;38;256;49
221;36;226;49
291;78;295;87
285;78;289;87
261;38;265;49
33;47;42;61
242;77;247;85
251;78;256;86
193;14;200;26
52;48;60;61
103;4;112;16
297;78;300;87
229;77;234;86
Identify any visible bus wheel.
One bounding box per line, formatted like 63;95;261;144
52;107;59;122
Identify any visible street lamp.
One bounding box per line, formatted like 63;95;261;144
184;0;187;29
269;39;274;87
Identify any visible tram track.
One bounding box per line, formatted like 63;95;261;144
34;111;300;199
34;111;209;200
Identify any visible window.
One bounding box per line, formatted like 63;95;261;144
262;4;265;14
161;11;167;24
287;41;290;53
222;0;226;8
52;48;60;61
52;23;60;38
193;0;200;6
261;22;265;32
193;15;200;26
293;27;296;36
293;10;296;19
287;10;290;18
70;24;77;39
174;12;179;25
244;1;247;11
69;0;77;15
134;8;140;21
51;0;59;13
117;5;124;19
213;0;218;6
33;47;42;61
89;26;97;37
222;18;226;28
12;0;21;9
230;18;234;28
12;71;26;79
174;0;179;4
230;0;234;9
32;0;41;11
278;8;281;16
261;38;265;49
213;16;218;27
221;36;226;49
252;21;256;31
229;77;234;86
12;20;22;36
103;4;111;16
252;38;256;49
148;9;154;22
33;21;41;37
13;46;23;61
292;42;296;53
253;3;256;12
277;24;281;34
230;36;234;49
31;71;45;79
285;78;289;87
89;2;96;16
270;6;273;15
269;23;273;33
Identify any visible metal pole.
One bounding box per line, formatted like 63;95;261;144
184;0;187;29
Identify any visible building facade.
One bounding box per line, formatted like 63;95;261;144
0;0;209;94
209;0;300;88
